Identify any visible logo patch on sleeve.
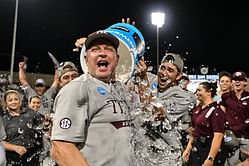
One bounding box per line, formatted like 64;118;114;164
60;118;72;129
151;82;158;90
97;87;106;95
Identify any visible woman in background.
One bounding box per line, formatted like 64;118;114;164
1;90;44;166
182;81;227;166
28;95;41;112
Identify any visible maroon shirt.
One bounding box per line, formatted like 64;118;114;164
192;102;225;138
221;91;249;138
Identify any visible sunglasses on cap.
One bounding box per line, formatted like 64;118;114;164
164;54;176;63
59;62;66;67
233;78;246;81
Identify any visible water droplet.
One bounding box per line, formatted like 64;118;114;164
27;123;32;128
18;128;24;134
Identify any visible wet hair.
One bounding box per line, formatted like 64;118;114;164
199;81;217;98
218;71;232;80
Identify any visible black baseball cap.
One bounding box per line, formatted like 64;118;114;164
85;30;119;50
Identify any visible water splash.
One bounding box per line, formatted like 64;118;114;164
128;76;182;165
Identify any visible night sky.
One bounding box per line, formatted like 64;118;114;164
1;0;249;75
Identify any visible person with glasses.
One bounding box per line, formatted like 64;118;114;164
220;71;249;165
57;61;79;88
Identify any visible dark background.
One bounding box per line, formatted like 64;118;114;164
1;0;249;75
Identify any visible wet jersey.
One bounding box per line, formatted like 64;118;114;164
51;73;133;166
159;85;195;130
131;73;195;165
2;108;44;148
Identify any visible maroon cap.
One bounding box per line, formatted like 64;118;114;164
85;30;119;50
232;71;247;81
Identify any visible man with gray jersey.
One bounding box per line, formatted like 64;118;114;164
50;30;133;166
134;53;196;165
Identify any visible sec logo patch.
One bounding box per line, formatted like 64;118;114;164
60;118;72;129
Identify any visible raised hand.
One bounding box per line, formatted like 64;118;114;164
19;62;25;69
121;17;135;26
73;37;87;52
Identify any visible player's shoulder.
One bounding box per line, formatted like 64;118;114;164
60;73;103;94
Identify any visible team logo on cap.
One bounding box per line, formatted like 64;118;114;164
96;30;106;34
97;87;106;95
235;72;242;76
60;118;72;129
88;30;106;37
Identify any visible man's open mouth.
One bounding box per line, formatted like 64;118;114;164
97;60;109;68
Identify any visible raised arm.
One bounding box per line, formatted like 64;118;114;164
18;62;29;86
50;68;59;89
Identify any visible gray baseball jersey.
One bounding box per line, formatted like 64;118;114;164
25;85;57;115
147;73;196;130
51;73;133;166
132;74;195;165
159;86;195;130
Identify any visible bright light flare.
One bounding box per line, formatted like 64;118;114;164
151;12;165;28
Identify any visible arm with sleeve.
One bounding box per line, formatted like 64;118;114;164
51;79;90;166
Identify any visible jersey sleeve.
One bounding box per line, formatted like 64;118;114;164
51;81;89;143
25;85;37;98
211;106;225;133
